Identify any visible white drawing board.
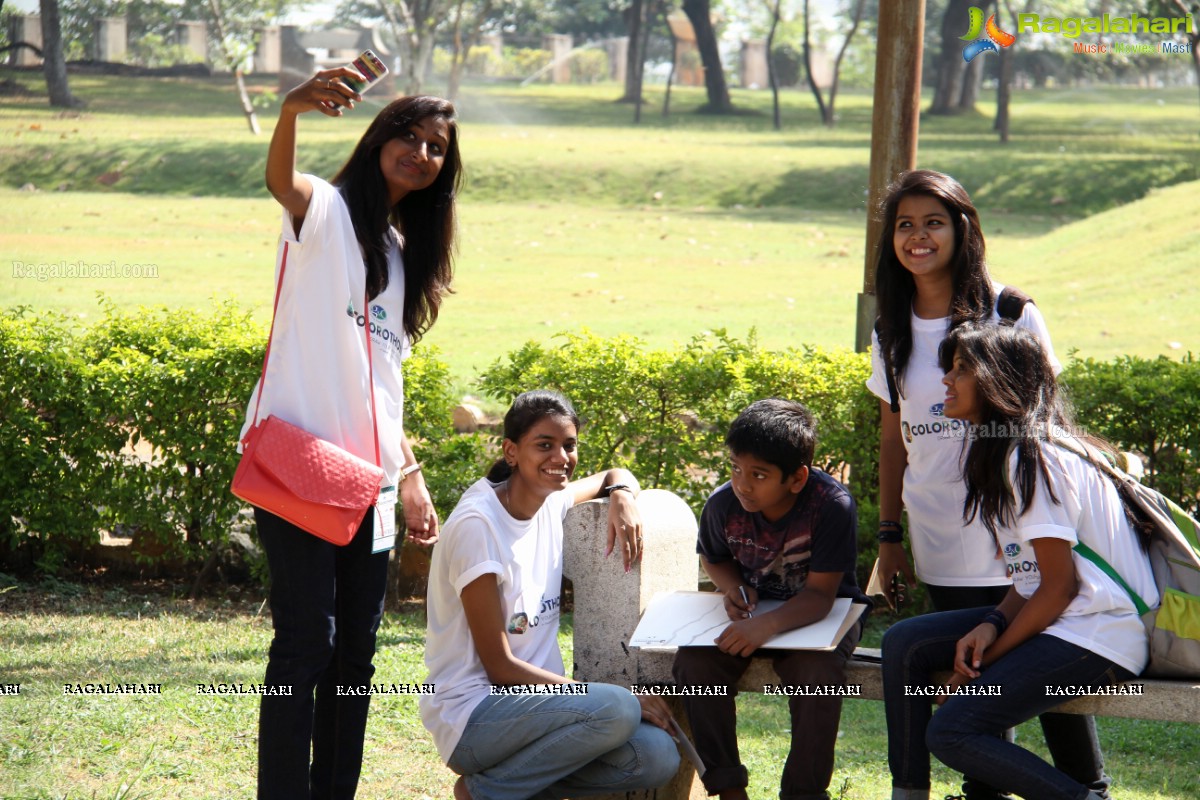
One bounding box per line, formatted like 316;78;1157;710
629;592;866;652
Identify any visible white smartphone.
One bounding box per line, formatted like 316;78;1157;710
344;49;389;95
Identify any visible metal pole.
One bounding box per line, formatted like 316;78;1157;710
855;0;926;352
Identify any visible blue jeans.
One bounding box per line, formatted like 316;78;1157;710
925;585;1110;800
255;507;389;800
882;607;1132;800
447;683;680;800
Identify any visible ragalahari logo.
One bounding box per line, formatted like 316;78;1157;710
962;7;1016;62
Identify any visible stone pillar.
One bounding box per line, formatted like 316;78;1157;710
606;36;628;85
563;490;706;800
542;33;572;84
95;17;127;63
176;21;207;64
255;25;281;73
740;38;768;89
9;15;42;66
278;25;315;94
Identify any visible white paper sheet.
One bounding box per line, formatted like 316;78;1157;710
629;592;866;652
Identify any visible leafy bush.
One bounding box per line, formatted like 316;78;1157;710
125;33;204;68
570;49;609;84
1062;354;1200;516
507;47;553;80
769;44;802;88
0;303;486;574
464;45;501;77
5;302;1196;588
478;330;880;575
0;307;115;572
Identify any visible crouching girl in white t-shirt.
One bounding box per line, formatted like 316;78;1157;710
420;390;680;800
882;323;1158;800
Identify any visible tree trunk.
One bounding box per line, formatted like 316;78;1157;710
206;0;259;134
39;0;82;108
1170;0;1200;118
618;0;646;103
445;0;467;99
826;0;867;127
414;27;437;91
682;0;732;113
993;0;1020;141
994;41;1011;141
391;0;426;94
1193;44;1200;118
957;53;982;110
662;10;677;116
634;0;659;122
802;0;828;124
930;0;973;114
767;0;781;130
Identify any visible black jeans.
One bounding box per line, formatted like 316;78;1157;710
672;621;862;800
924;584;1111;800
255;507;389;800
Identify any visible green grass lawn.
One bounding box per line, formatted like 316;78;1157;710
3;183;1197;383
2;73;1197;384
2;74;1199;797
1;581;1196;800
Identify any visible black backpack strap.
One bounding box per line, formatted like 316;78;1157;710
996;285;1034;324
874;318;900;413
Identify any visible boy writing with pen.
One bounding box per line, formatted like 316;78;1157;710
673;399;869;800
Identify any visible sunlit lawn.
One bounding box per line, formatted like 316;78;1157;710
2;582;1197;800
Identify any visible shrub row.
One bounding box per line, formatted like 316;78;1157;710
3;306;1198;583
0;302;489;574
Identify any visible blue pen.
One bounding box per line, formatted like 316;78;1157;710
738;585;753;618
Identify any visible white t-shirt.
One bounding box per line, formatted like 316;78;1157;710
239;176;412;485
866;283;1060;586
1001;441;1157;675
420;479;574;762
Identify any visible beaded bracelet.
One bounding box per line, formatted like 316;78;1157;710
982;609;1008;635
876;520;904;544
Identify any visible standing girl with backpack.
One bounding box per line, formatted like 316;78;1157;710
866;170;1109;799
882;322;1157;800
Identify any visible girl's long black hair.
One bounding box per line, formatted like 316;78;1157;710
486;391;582;483
943;324;1153;550
332;95;462;344
875;169;994;401
939;323;1064;540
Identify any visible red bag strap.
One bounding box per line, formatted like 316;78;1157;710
248;241;382;469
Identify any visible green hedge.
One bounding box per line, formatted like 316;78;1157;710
0;302;489;573
1063;353;1200;516
478;330;881;576
3;305;1198;581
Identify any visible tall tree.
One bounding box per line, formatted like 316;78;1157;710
766;0;782;129
993;0;1033;141
617;0;646;102
445;0;495;99
681;0;732;113
375;0;450;94
206;0;261;134
802;0;867;127
39;0;82;108
929;0;975;114
1166;0;1200;112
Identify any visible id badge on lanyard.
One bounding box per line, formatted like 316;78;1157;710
372;485;397;553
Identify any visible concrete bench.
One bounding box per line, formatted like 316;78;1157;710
561;491;1200;800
